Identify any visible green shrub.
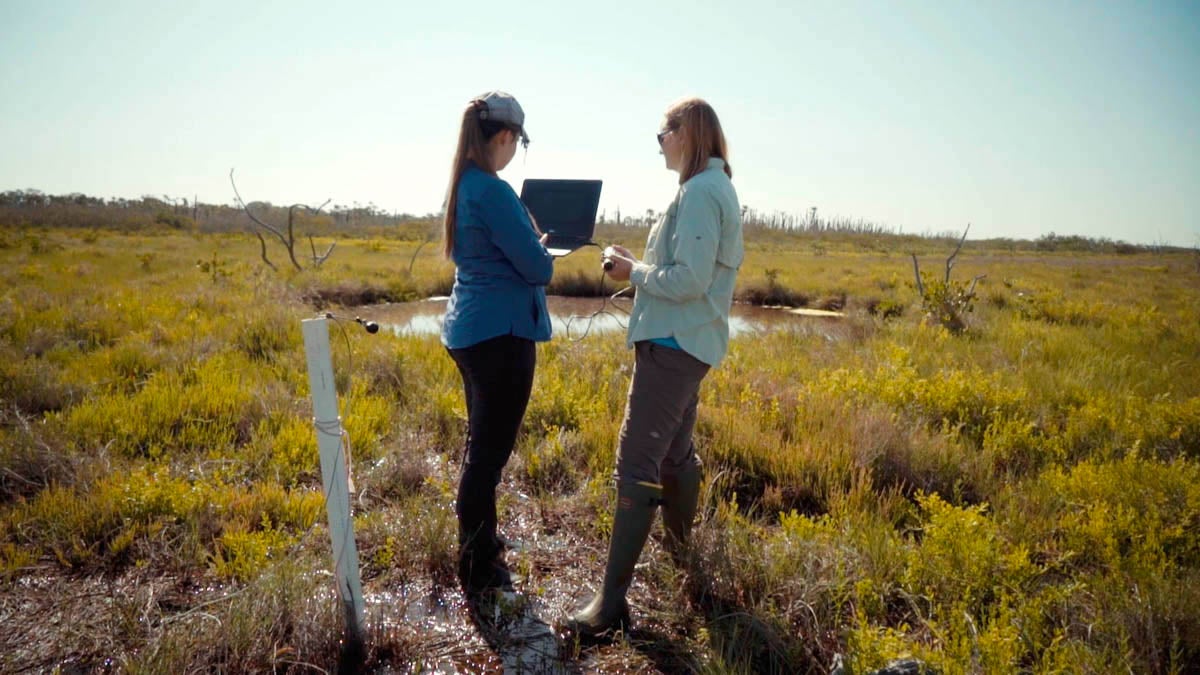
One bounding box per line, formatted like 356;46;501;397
516;426;583;494
64;353;263;458
817;354;1028;447
235;314;298;362
903;493;1035;617
0;349;81;414
211;516;297;581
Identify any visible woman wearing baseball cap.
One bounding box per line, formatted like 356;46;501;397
566;97;743;638
440;91;551;598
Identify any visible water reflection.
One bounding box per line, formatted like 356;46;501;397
467;591;568;674
365;584;569;673
368;297;841;340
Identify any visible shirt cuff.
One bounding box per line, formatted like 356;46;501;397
629;262;651;287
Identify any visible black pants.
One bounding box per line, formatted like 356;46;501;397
447;334;536;561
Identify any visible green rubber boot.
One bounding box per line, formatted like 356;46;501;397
661;457;702;564
565;481;661;638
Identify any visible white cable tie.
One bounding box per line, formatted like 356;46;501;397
342;433;356;494
313;416;345;437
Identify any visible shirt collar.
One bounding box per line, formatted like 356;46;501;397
706;157;726;171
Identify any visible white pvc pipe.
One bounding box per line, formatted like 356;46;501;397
301;318;366;641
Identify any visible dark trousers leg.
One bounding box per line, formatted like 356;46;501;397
448;335;536;563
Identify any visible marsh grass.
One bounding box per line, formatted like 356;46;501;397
1;228;1198;672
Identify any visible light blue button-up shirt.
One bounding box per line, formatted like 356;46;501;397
441;163;554;349
627;158;743;366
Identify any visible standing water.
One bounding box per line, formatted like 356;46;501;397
363;296;843;340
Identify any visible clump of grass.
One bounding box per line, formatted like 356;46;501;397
243;413;319;488
814;292;847;311
234;313;299;362
356;440;432;504
63;352;265;459
816;350;1029;448
0;416;99;503
303;281;405;308
122;558;344;672
546;267;608;297
0;347;82;415
864;297;905;319
685;495;829;673
1015;286;1108;326
512;426;584;495
97;338;166;393
1041;393;1200;464
353;340;413;400
993;455;1200;670
211;517;297;581
736;268;810;307
524;370;605;433
355;494;457;587
8;463;324;575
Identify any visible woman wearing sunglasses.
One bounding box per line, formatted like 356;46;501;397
440;91;552;598
567;97;743;637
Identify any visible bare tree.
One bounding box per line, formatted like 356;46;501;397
229;169;333;271
911;224;986;333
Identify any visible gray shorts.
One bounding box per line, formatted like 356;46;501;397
615;341;711;484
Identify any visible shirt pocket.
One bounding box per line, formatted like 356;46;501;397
654;201;681;265
715;215;744;269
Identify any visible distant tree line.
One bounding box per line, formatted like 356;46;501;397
0;189;1162;254
1024;231;1145;254
0;189;439;240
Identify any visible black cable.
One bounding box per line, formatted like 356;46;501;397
560;243;633;342
321;312;366;495
323;312;355;386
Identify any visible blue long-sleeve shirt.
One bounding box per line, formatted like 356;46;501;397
441;162;554;349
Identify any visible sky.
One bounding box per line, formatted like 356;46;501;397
1;0;1197;245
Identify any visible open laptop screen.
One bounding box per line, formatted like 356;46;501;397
519;179;602;241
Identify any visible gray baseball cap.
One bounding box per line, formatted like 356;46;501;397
475;90;530;146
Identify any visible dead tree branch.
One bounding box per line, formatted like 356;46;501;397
967;274;985;297
911;253;925;297
945;223;971;283
230;168;333;271
254;231;276;271
309;234;336;267
910;224;984;334
230;169;290;265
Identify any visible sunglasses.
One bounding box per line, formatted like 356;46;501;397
656;128;675;145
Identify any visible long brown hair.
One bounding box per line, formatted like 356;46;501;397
664;98;732;184
442;100;521;258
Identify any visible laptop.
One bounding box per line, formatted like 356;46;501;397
519;178;603;257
